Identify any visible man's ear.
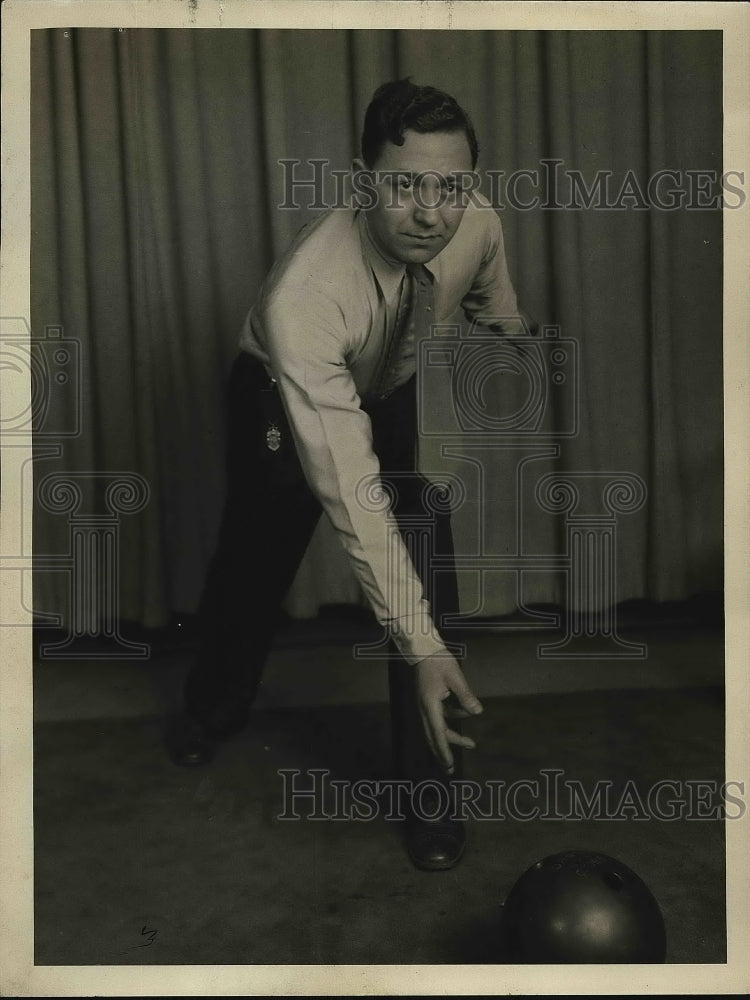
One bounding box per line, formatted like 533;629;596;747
351;157;366;176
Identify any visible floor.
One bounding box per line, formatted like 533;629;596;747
32;611;727;969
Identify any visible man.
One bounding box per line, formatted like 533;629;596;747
168;79;528;871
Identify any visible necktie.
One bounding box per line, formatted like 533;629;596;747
375;263;435;399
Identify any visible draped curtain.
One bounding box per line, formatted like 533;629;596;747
30;28;723;629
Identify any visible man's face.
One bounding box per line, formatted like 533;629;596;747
355;129;475;266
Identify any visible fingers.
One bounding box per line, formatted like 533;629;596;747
420;707;478;776
441;693;470;720
419;696;454;773
418;705;448;773
416;657;483;773
445;727;475;750
445;670;483;717
443;705;472;720
445;669;483;719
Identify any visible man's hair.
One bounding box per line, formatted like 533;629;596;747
361;78;479;169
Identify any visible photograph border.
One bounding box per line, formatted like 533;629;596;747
1;1;748;995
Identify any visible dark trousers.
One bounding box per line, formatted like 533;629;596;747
184;351;461;782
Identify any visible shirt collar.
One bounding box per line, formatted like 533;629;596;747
357;209;438;299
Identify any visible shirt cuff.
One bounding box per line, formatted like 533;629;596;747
387;609;448;665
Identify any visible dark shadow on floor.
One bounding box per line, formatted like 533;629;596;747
34;685;725;966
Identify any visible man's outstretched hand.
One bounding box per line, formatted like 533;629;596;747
415;653;483;774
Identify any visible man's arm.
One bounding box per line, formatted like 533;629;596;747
460;205;535;335
261;286;483;770
263;286;446;664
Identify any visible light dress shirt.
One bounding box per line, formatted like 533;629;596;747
238;194;521;664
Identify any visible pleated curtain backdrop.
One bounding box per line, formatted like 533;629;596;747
30;28;723;630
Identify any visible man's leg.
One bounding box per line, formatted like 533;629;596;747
386;479;462;781
386;474;467;870
364;379;466;870
170;352;321;764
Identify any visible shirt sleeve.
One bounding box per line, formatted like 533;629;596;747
459;209;529;335
260;285;447;665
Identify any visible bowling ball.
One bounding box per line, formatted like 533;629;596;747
500;849;667;963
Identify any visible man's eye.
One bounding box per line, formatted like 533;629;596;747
398;177;413;190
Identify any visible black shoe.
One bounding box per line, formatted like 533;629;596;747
405;816;466;871
398;775;467;871
166;715;217;767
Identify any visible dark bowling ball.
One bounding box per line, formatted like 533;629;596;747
501;849;667;963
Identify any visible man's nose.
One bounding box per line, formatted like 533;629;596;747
412;196;441;228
